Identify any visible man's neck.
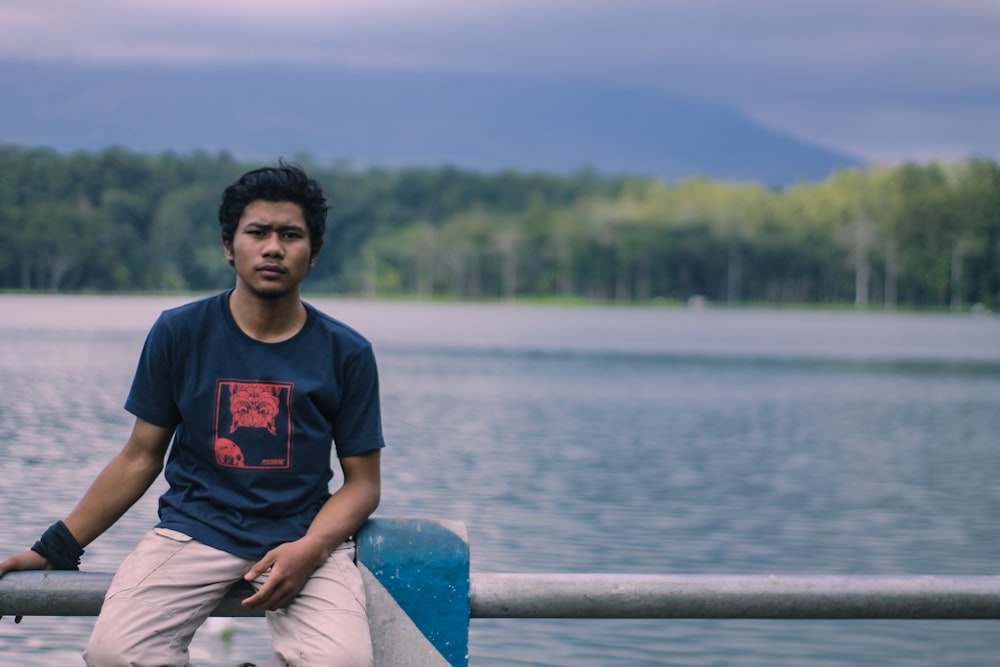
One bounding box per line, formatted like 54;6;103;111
228;286;307;343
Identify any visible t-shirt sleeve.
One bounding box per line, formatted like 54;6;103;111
333;344;385;458
124;315;182;428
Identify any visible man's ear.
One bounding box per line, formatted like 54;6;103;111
222;238;234;264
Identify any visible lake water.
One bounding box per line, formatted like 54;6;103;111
1;294;999;666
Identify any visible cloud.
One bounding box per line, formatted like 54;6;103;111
1;0;997;162
0;0;541;63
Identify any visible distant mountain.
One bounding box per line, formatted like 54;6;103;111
1;60;860;185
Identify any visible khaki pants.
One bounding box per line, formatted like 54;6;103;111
83;528;373;667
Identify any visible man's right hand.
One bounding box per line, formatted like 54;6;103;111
0;550;51;623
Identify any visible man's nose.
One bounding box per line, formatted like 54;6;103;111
261;232;284;256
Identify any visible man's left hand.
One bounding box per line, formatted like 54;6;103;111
241;538;328;611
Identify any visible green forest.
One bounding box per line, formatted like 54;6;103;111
1;146;998;310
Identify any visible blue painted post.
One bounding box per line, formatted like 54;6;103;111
356;518;470;667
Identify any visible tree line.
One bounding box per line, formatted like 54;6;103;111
1;145;997;310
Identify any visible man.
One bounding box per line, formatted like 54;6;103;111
0;163;384;666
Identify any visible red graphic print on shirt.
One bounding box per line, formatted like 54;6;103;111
215;438;245;467
229;383;281;435
214;380;293;470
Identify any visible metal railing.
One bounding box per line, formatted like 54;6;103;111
469;573;1000;619
3;571;1000;620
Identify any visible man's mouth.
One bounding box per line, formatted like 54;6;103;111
257;264;286;276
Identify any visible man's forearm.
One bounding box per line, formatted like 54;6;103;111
62;449;164;548
302;450;382;559
304;477;380;557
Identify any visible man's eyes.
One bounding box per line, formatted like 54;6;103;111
246;229;304;239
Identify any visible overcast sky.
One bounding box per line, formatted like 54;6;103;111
3;0;998;164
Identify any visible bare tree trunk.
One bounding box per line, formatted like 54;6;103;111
884;239;898;311
466;254;482;298
635;255;651;302
558;258;574;296
614;253;630;302
950;239;965;310
854;217;871;308
727;240;742;306
493;228;521;302
502;250;517;301
415;257;431;300
47;255;74;292
20;260;32;290
363;247;376;298
554;236;574;297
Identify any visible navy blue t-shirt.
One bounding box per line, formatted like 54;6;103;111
125;291;385;559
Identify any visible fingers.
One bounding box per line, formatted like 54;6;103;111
244;552;275;582
241;574;296;611
242;552;275;609
240;542;319;610
241;580;267;608
0;551;50;575
241;565;301;611
241;580;277;610
1;551;55;623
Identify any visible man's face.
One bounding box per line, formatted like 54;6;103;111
225;200;315;300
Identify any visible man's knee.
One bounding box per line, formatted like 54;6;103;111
84;635;187;667
284;645;374;667
84;602;189;667
274;614;374;667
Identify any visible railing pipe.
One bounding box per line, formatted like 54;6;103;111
0;572;112;618
469;573;1000;619
3;572;1000;620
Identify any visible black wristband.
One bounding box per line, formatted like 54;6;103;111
30;521;84;571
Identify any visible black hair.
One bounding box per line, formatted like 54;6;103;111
218;161;328;259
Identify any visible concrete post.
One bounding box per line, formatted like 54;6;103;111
357;518;470;667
